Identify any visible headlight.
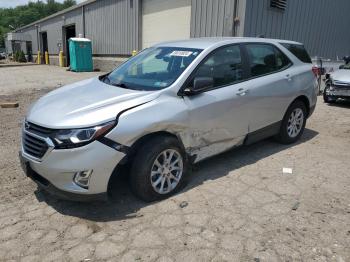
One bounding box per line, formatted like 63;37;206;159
52;120;116;149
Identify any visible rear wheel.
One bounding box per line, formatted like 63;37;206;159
275;100;307;144
129;136;189;202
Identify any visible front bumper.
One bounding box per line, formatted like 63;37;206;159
327;87;350;98
20;157;107;201
20;140;126;201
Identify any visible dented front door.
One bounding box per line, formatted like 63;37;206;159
182;44;249;161
184;83;249;161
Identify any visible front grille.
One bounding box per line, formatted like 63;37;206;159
22;132;49;159
26;122;55;136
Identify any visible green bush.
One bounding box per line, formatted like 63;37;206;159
13;51;19;62
18;50;27;62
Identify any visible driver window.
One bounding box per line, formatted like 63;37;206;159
190;45;243;88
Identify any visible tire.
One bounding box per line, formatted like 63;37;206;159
275;100;307;144
129;136;189;202
323;85;336;103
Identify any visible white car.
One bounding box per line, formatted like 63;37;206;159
324;63;350;103
20;37;318;202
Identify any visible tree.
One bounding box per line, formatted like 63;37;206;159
0;0;77;48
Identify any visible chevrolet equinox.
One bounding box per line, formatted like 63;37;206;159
20;38;317;202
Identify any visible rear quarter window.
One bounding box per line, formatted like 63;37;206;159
245;43;292;78
280;43;312;63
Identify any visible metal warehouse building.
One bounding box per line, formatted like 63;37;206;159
6;0;350;71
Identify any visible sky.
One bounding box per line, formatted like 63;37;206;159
0;0;85;8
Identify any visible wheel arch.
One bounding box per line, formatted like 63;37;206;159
292;95;310;117
107;131;187;196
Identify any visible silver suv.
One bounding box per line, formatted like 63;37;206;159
20;38;317;202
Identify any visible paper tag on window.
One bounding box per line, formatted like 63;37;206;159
170;51;193;57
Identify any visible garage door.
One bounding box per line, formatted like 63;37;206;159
142;0;191;49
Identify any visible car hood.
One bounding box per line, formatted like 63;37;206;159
27;77;160;128
331;69;350;84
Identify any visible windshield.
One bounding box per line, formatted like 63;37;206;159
102;47;202;91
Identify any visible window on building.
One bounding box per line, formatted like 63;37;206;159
190;45;243;88
245;44;291;77
270;0;287;11
280;43;312;63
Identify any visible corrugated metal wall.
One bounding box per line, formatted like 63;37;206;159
84;0;139;55
190;0;241;37
15;0;139;56
244;0;350;59
5;39;12;53
18;8;83;55
20;27;38;53
38;8;83;55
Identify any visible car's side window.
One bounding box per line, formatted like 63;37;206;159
246;44;291;77
275;47;292;70
190;45;243;88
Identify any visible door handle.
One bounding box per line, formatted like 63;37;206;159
285;74;292;81
236;88;249;96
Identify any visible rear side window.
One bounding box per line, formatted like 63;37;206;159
245;44;292;77
280;43;312;63
191;45;244;88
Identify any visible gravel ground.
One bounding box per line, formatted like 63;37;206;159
0;65;100;95
0;66;349;262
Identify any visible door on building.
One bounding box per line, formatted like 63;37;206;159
63;25;76;66
142;0;191;49
40;32;48;53
26;41;33;62
12;41;21;53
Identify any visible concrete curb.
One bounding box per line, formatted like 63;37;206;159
0;63;38;68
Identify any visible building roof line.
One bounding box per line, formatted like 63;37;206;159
14;0;97;32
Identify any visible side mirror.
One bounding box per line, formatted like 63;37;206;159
183;77;214;95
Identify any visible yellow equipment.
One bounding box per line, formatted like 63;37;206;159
59;51;64;67
45;51;49;65
37;51;41;64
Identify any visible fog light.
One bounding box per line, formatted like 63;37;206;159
73;170;93;189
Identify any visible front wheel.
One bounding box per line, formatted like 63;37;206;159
275;100;307;144
129;136;189;202
323;85;336;103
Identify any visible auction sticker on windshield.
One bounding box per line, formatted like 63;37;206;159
170;51;193;57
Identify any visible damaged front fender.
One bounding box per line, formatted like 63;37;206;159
105;94;244;163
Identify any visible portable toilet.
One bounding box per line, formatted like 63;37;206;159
68;37;93;72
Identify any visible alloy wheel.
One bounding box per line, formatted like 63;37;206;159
287;108;304;138
150;149;183;194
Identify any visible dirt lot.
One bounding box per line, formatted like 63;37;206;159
0;65;349;262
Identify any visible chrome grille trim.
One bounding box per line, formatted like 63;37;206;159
22;123;55;162
25;122;55;136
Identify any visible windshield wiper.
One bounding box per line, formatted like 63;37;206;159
111;82;129;89
101;74;111;84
